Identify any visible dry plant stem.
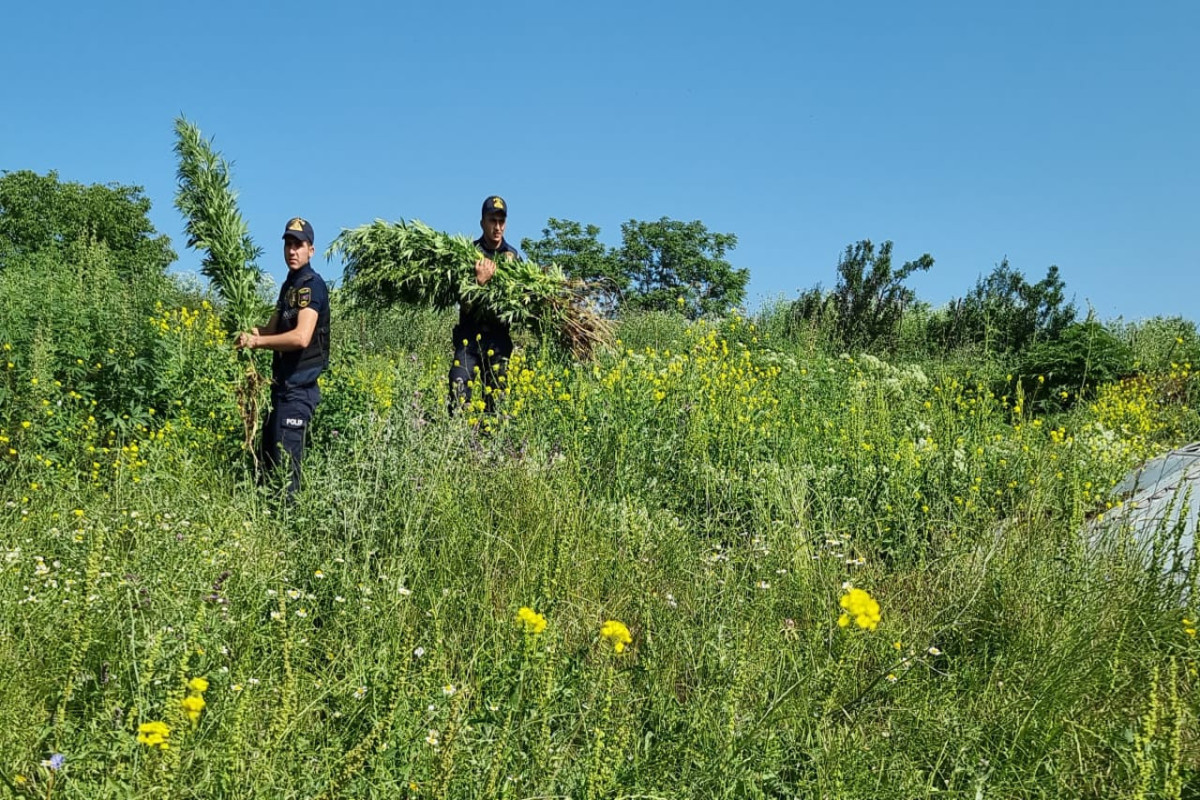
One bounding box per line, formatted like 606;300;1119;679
234;358;267;467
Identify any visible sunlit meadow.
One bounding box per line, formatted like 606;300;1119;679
1;289;1197;798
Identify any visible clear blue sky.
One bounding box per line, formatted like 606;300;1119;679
3;1;1197;321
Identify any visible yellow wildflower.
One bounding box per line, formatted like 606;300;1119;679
188;676;209;693
137;720;171;748
600;619;632;653
517;606;547;634
838;587;881;631
181;694;206;723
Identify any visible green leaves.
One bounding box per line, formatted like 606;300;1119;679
792;239;934;352
329;219;611;357
172;117;267;332
522;218;626;314
618;218;746;319
0;169;176;279
931;261;1077;356
521;217;749;319
328;219;475;310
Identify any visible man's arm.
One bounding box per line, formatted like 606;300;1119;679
257;311;281;336
237;308;317;352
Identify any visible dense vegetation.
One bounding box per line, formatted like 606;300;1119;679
1;169;1197;798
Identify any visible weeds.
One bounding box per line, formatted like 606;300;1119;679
1;300;1197;797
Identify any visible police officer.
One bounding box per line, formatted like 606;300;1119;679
237;217;330;496
448;195;520;413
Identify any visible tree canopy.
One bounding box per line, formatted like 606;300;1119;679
0;169;175;278
522;217;748;319
522;218;624;313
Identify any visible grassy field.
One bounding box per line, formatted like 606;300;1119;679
1;297;1197;799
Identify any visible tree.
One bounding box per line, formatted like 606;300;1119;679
0;169;175;278
521;218;625;313
932;260;1076;355
793;240;933;351
617;218;747;318
523;217;748;318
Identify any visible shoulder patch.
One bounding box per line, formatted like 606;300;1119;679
297;287;313;308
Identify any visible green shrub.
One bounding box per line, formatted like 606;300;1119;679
0;169;175;281
336;300;453;361
1017;320;1135;410
1110;315;1200;375
612;309;690;353
311;349;403;445
929;261;1076;356
791;239;934;353
0;242;249;484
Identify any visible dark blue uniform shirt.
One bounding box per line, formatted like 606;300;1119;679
272;263;330;391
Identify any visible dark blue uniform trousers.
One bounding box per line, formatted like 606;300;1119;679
448;331;512;413
260;387;317;496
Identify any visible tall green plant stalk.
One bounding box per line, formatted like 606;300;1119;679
172;116;270;456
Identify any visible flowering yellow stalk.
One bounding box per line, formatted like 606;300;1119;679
187;676;209;693
517;606;547;634
838;588;882;631
137;720;171;748
600;620;632;653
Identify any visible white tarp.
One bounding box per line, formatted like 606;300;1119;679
1101;442;1200;576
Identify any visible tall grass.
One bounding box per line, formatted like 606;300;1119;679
1;286;1197;797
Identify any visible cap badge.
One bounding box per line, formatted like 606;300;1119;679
288;217;307;231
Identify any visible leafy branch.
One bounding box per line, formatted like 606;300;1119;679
173;116;268;332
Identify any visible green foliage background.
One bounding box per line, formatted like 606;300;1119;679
0;169;1197;799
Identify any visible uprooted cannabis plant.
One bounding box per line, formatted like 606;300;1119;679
173;116;271;456
328;219;612;357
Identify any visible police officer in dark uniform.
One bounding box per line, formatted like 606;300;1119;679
237;217;330;496
448;195;520;413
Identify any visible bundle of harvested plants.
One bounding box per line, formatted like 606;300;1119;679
328;219;611;357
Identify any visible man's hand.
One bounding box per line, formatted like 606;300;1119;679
236;327;260;349
475;257;497;285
